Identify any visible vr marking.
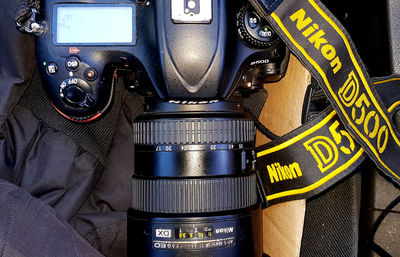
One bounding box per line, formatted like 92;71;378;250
290;8;342;74
267;162;303;183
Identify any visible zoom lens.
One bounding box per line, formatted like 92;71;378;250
128;101;262;257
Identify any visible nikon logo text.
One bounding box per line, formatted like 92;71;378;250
267;162;303;183
290;8;342;74
215;227;234;234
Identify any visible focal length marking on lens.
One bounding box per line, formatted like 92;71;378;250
136;143;253;152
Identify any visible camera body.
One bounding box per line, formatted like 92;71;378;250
35;0;288;121
35;0;289;256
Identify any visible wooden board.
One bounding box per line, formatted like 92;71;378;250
256;55;311;257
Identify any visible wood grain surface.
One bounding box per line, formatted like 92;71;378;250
256;55;311;257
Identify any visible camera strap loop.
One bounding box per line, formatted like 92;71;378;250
15;0;46;35
250;0;400;205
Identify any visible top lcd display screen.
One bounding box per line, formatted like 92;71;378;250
54;5;135;45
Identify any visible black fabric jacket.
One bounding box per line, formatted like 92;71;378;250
0;1;141;256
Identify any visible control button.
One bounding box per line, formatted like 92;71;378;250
84;68;97;81
248;13;259;28
64;85;86;104
46;62;59;75
65;57;80;71
258;26;273;38
236;5;277;48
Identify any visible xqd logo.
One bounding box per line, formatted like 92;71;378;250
156;229;172;238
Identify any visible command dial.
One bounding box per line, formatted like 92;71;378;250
237;5;277;48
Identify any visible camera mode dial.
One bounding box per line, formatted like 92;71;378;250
236;5;277;48
59;77;94;108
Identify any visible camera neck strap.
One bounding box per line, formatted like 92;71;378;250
250;0;400;206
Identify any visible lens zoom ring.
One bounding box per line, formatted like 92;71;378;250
133;119;255;145
131;174;257;213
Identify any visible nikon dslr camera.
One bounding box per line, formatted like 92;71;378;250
35;0;289;256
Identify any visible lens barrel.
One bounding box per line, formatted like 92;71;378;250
128;101;262;257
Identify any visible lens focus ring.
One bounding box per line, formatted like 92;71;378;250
133;119;255;145
131;174;257;213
